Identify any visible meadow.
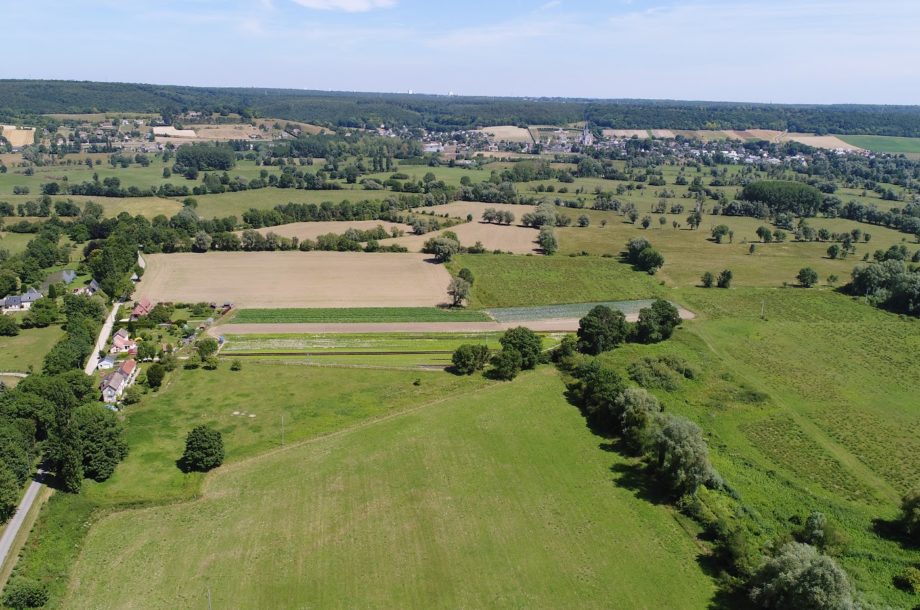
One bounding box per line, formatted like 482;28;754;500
0;231;34;256
0;325;64;373
63;368;714;609
230;307;491;324
837;134;920;154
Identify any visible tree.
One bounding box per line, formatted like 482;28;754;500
625;237;652;263
0;270;18;298
447;277;470;307
650;415;716;497
179;425;224;472
756;226;774;243
635;299;682;343
900;488;920;544
701;271;714;288
72;404;128;481
136;341;156;361
826;244;840;259
797;267;819;288
193;231;212;253
2;578;49;610
641;215;652;229
711;224;730;243
749;543;854;610
576;305;628;355
538;226;557;255
427;237;460;263
22;297;58;328
0;463;19;523
196;337;219;359
0;313;19;336
577;214;590;227
717;269;733;288
458;267;474;286
499;327;542;369
451;344;490;375
146;363;165;389
489;348;522;381
636;247;664;274
617;388;661;454
569;361;626;431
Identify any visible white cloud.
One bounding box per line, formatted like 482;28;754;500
290;0;396;12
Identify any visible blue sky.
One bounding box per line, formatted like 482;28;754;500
4;0;920;104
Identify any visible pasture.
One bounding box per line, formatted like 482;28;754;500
0;231;33;255
380;221;540;254
837;134;920;155
64;368;714;609
0;325;64;373
136;252;452;307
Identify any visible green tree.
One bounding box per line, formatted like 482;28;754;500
0;270;19;298
617;388;662;454
0;313;19;336
2;578;49;610
711;224;730;243
717;269;733;288
749;543;854;610
489;348;522;381
538;226;557;255
22;297;58;328
179;425;225;472
569;361;626;431
797;267;819;288
635;299;681;344
0;463;19;523
576;305;629;355
826;244;840;259
196;337;219;359
901;488;920;544
756;226;773;243
137;341;157;361
499;327;542;370
73;404;128;481
636;247;664;274
701;271;715;288
447;277;470;307
451;344;490;375
458;267;474;286
650;415;716;497
146;363;166;389
425;237;460;263
625;237;652;263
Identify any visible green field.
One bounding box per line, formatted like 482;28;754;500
64;368;714;609
0;231;33;255
0;325;64;373
449;253;664;308
230;307;491;324
837;134;920;154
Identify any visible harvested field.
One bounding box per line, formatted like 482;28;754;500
379;221;540;254
602;129;649;138
136;252;451;307
478;125;533;143
650;129;675;138
238;220;414;241
788;134;864;151
0;125;36;147
420;201;533;219
151;126;197;138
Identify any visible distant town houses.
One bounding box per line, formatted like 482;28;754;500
100;359;138;403
1;287;43;313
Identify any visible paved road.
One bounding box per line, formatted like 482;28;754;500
0;471;45;572
84;302;121;375
0;372;28;378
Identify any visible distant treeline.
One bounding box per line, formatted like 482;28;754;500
3;80;920;136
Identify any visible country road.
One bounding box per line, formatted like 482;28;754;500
84;302;121;375
0;471;46;574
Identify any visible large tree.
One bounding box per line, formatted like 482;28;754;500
576;305;628;355
749;543;855;610
499;327;542;370
650;415;716;497
180;425;225;472
635;299;682;344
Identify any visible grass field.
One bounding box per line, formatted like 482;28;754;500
837;134;920;154
231;307;491;323
0;325;64;373
0;231;33;255
448;253;664;308
64;368;714;609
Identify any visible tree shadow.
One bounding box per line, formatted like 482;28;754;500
872;517;914;549
609;461;672;505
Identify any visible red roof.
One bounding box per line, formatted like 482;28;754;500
118;359;136;376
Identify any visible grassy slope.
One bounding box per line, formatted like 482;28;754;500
0;325;64;372
595;287;919;608
0;231;33;255
449;253;665;309
65;368;714;609
837;134;920;154
230;307;491;323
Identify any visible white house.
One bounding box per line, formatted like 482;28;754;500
100;359;138;403
1;288;42;313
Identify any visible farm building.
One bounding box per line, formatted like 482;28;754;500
100;359;138;403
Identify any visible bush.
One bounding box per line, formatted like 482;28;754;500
179;425;224;472
458;267;474;286
576;305;629;355
489;348;522;381
451;344;490;375
894;566;920;594
797;267;819;288
2;578;49;609
717;269;733;288
146;363;166;388
625;237;652;263
635;299;681;344
636;247;664;274
499;327;542;370
617;388;661;454
650;414;717;497
901;488;920;544
701;271;714;288
749;542;854;610
628;356;696;391
230;359;242;371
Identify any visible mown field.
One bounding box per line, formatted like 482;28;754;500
0;231;34;256
0;325;64;372
837;134;920;154
231;307;491;324
63;368;714;609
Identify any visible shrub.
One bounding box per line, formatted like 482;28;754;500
230;359;242;371
179;425;224;472
717;269;733;288
146;363;166;388
489;348;522;381
635;299;681;344
894;566;920;594
499;327;542;370
797;267;819;288
636;247;664;274
576;305;629;355
749;542;854;610
701;271;714;288
901;488;920;544
650;414;717;497
458;267;474;286
617;388;661;454
451;344;490;375
2;578;49;609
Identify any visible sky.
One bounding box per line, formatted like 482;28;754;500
4;0;920;104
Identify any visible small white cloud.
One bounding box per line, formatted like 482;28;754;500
290;0;396;11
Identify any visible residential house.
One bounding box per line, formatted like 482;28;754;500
97;355;117;370
110;328;137;354
75;279;100;296
1;287;42;313
131;298;154;320
100;359;138;403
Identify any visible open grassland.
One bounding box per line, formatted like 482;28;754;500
136;252;451;308
592;287;920;607
231;307;490;324
556;208;916;288
380;221;540;254
837;134;920;154
64;369;713;609
448;253;664;308
0;231;33;255
0;325;64;373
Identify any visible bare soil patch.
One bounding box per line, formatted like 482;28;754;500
136;252;451;307
0;126;36;147
650;129;676;138
152;126;197;138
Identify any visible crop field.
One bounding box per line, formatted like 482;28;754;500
64;368;713;609
230;307;491;323
136;252;452;308
448;253;663;308
837;134;920;154
0;325;64;373
380;221;540;254
587;287;920;607
477;125;533;143
243;220;415;241
486;299;668;322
